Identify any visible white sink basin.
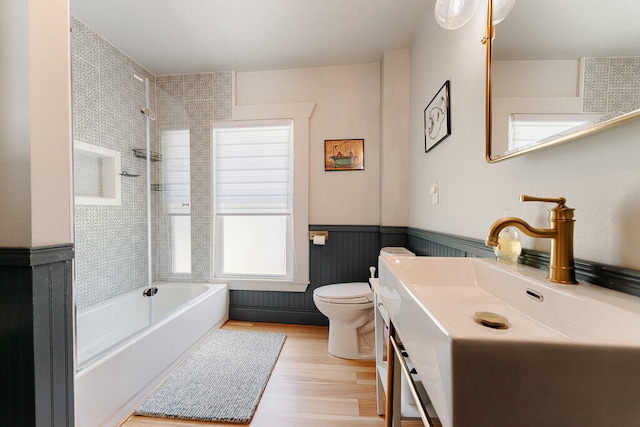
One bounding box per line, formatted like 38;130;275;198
378;256;640;427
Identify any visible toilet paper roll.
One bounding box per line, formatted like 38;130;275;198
313;235;325;245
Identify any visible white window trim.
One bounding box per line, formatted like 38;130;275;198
211;102;315;292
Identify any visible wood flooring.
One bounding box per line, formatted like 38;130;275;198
120;321;425;427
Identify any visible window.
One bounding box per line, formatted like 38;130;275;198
507;113;609;153
160;130;191;274
213;120;293;279
212;102;314;291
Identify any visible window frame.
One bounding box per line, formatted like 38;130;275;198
159;129;193;278
212;119;294;280
210;102;314;292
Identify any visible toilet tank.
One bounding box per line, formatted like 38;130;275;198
380;247;415;257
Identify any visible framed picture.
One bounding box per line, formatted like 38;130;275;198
424;80;451;152
324;139;364;171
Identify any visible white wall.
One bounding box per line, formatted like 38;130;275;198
409;7;640;270
236;63;382;225
493;60;580;97
381;49;411;226
0;0;73;247
0;1;32;246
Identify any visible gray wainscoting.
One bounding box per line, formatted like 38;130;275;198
230;226;640;325
407;227;640;297
407;228;493;258
0;245;74;426
230;225;408;325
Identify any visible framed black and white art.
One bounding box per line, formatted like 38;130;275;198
424;80;451;152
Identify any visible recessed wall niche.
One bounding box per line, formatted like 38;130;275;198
74;140;122;205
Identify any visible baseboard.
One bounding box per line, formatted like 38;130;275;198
230;307;329;326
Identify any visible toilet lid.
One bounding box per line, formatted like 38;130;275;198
314;282;373;304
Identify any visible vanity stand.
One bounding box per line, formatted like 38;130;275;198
371;277;441;427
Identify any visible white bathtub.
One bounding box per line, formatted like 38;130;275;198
75;282;228;427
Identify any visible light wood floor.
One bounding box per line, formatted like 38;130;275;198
121;321;424;427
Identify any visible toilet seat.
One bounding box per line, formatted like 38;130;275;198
313;282;373;304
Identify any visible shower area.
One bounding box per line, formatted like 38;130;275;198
74;71;195;365
70;16;231;425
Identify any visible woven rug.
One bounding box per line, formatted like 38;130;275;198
134;329;286;423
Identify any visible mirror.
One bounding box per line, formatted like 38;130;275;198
485;0;640;162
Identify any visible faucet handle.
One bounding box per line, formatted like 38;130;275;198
520;194;566;208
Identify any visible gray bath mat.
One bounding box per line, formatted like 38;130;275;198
134;329;286;423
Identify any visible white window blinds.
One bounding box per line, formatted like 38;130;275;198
211;102;313;291
214;121;292;215
160;130;191;212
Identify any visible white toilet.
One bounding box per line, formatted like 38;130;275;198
313;282;375;359
313;247;415;360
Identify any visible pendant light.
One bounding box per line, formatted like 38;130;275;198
435;0;480;30
435;0;516;29
492;0;516;24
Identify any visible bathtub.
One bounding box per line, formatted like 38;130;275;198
75;282;228;427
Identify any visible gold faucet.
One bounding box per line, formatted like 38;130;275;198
485;195;578;284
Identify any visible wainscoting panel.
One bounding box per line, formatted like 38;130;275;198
407;228;640;298
0;245;74;426
230;226;640;325
408;234;467;258
380;226;408;250
407;228;494;258
309;225;381;287
230;225;384;325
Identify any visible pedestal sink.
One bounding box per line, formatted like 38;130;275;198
378;256;640;427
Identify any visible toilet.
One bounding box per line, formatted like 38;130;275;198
313;247;415;360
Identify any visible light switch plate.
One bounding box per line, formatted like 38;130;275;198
430;180;439;205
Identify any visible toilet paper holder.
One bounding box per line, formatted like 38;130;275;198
309;231;328;241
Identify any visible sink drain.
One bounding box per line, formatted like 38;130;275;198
475;311;509;329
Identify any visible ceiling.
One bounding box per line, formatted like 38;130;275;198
70;0;428;75
69;0;640;75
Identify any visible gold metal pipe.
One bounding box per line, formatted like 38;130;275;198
484;0;495;162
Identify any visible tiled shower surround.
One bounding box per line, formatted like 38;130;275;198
154;73;232;283
72;16;232;309
583;56;640;114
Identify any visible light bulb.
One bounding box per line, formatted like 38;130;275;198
434;0;480;30
492;0;516;25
